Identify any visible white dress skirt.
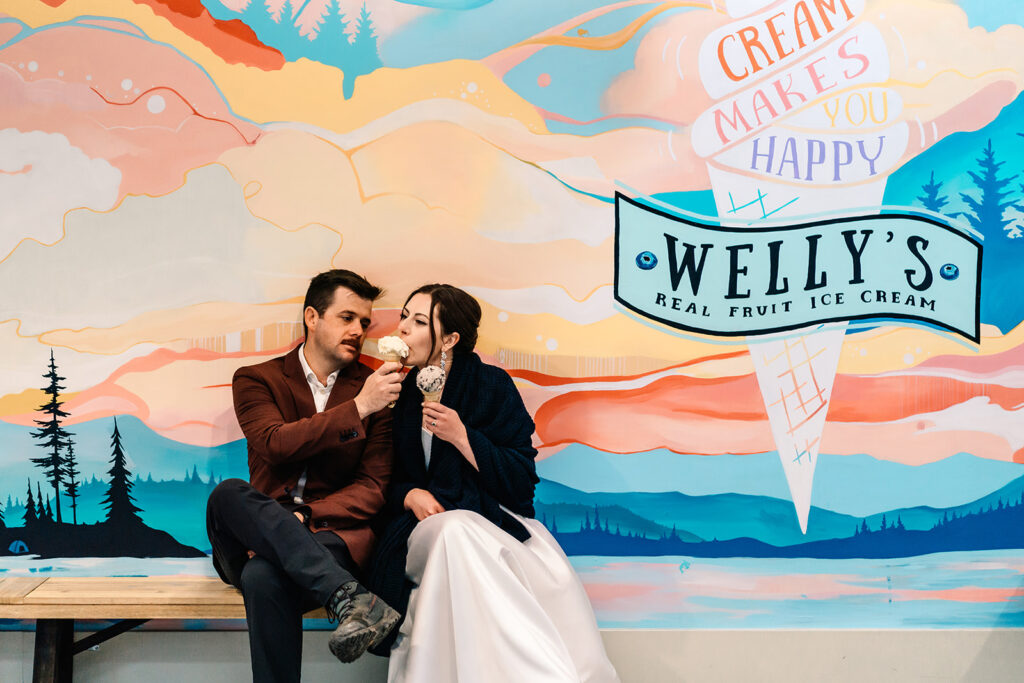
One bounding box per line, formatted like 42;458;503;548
387;508;621;683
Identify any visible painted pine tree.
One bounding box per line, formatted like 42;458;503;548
30;350;71;523
222;0;380;98
102;417;144;525
332;0;349;40
276;0;299;49
916;171;949;213
307;0;348;65
64;440;81;525
350;3;379;61
957;140;1021;237
1007;182;1024;239
22;479;37;527
36;483;48;523
344;2;381;99
278;0;297;23
958;139;1024;327
298;0;329;39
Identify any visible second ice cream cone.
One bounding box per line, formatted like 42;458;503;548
416;365;446;404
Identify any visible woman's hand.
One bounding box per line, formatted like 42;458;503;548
404;488;445;521
423;401;478;469
423;402;469;448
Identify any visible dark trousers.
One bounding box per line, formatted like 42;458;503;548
206;478;358;683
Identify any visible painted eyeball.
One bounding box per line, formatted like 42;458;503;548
635;251;658;270
940;263;959;281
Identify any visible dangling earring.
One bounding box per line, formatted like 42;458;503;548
440;350;447;373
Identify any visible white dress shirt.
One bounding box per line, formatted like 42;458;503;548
298;343;339;413
292;344;339;502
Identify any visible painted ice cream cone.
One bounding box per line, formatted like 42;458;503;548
693;0;903;532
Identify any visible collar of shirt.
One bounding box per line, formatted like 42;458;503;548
297;343;339;413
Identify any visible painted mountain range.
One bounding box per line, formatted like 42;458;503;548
2;415;1022;559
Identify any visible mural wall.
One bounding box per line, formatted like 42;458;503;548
2;0;1024;628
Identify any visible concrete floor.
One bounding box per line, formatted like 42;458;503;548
3;628;1024;682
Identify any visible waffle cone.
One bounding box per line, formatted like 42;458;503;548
420;389;443;403
381;352;405;407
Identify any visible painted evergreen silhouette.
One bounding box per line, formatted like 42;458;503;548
30;350;71;523
63;440;81;525
957;139;1021;237
22;479;37;527
1007;181;1024;239
0;494;5;529
345;2;380;94
303;0;334;40
916;171;949;213
102;417;144;525
231;0;380;99
36;483;48;523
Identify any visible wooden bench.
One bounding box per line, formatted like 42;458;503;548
0;576;326;682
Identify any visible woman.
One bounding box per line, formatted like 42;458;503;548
369;284;619;683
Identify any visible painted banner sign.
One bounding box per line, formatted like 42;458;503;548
615;193;981;341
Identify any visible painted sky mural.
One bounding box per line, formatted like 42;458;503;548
2;0;1024;628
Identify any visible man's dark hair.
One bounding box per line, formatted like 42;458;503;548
402;284;482;357
302;269;383;338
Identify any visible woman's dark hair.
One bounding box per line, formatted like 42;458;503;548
403;284;481;357
303;269;383;338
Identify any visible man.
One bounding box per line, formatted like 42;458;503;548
207;269;403;682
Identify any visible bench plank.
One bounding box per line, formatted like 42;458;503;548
0;603;249;620
3;576;327;683
25;577;246;605
0;577;327;620
0;577;47;604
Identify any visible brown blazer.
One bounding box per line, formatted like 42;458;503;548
232;346;393;569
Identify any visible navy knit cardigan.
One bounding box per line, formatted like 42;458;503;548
367;351;539;649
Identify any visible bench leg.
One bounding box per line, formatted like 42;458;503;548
33;619;73;683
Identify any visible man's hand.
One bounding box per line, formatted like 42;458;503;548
404;488;445;521
354;362;403;419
